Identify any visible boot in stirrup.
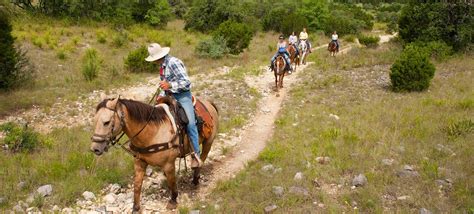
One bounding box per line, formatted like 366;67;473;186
191;153;203;168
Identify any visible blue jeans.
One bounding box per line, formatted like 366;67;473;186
172;91;200;155
271;52;291;69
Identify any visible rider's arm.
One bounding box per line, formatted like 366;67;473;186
168;58;191;92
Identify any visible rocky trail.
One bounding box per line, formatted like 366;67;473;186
67;62;314;213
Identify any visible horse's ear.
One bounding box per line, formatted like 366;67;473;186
100;92;107;101
107;97;119;109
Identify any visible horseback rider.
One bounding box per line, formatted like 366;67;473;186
331;31;339;51
299;27;312;53
145;43;203;168
289;31;299;56
270;35;292;73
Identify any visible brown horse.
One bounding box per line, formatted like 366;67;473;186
287;44;299;72
273;55;286;92
328;40;338;57
90;96;219;212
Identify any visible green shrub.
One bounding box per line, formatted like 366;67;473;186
390;45;436;92
0;122;41;153
56;49;67;60
0;10;33;91
195;36;229;59
359;35;380;48
407;41;453;61
398;3;473;51
212;20;253;55
124;46;158;73
112;31;128;48
81;48;100;81
184;0;251;32
145;0;172;27
96;30;107;44
343;34;356;43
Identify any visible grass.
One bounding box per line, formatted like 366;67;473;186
0;126;133;209
195;43;474;212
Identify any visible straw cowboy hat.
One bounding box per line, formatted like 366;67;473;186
145;43;170;62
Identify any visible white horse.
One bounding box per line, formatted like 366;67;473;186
299;40;309;65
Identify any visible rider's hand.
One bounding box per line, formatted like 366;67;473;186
159;81;171;90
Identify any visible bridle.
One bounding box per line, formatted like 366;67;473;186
91;101;126;147
91;88;174;158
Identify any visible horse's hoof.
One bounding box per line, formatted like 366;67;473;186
276;93;280;97
132;206;141;213
166;201;178;210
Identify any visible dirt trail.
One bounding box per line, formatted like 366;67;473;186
68;62;313;213
197;62;313;194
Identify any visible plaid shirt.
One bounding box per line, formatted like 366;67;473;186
160;55;191;94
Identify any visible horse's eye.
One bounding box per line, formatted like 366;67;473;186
104;121;110;126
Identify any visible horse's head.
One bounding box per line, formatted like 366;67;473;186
90;96;124;156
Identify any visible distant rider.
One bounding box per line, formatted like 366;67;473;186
270;35;292;74
331;31;339;51
289;32;299;55
299;28;312;53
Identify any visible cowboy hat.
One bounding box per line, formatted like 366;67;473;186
145;43;170;62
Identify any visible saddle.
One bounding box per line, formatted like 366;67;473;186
156;96;215;157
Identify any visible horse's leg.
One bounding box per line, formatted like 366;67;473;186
132;159;147;212
280;73;285;88
192;167;201;186
164;163;178;210
274;71;278;92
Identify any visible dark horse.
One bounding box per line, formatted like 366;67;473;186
273;55;286;93
91;96;219;211
287;44;299;72
328;41;338;57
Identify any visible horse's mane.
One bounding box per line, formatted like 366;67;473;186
96;99;168;124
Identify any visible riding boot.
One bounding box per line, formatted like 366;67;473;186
191;152;203;168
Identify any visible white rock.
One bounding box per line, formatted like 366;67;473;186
329;114;340;120
264;204;278;213
146;167;153;177
352;174;368;187
37;184;53;197
52;205;61;211
82;191;96;201
261;164;274;172
62;207;74;213
109;183;121;194
397;195;410;200
103;193;116;204
272;186;284;197
294;172;304;181
381;159;394;166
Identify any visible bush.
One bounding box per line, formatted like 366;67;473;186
0;122;41;152
124;46;158;73
81;48;100;81
324;4;374;36
407;41;453;61
112;31;128;48
195;36;229;59
96;30;107;44
390;45;436;92
184;0;251;32
359;35;380;48
0;10;33;91
145;0;172;27
212;20;253;55
398;3;473;51
343;34;356;43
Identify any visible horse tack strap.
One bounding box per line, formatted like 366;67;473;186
129;135;178;154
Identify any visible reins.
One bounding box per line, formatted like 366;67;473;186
111;88;164;158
